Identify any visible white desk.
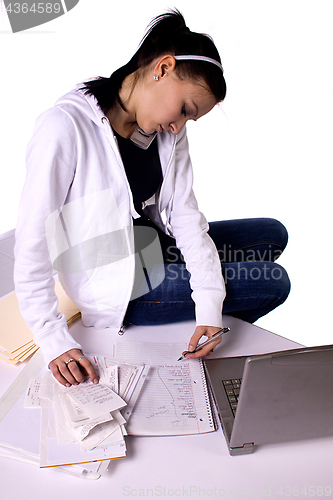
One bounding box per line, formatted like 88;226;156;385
1;230;332;498
1;316;332;500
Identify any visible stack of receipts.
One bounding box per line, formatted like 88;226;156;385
0;351;149;476
51;376;128;453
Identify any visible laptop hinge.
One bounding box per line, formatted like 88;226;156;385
230;443;254;456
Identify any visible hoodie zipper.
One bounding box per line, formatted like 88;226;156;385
101;116;138;336
118;325;126;335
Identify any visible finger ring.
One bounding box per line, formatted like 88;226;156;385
78;356;85;363
65;358;76;366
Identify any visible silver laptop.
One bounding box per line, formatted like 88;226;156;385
203;344;333;455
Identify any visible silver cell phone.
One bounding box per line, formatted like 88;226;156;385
130;126;157;150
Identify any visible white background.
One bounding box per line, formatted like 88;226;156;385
0;0;332;346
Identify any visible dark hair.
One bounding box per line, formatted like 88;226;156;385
81;10;226;114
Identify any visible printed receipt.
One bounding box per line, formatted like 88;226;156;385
65;382;126;419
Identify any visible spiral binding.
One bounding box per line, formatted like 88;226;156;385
199;359;214;428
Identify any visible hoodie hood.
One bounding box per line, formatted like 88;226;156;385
55;84;106;129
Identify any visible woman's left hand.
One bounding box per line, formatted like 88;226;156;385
183;325;222;359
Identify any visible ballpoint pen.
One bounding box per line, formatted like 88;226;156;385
177;327;230;361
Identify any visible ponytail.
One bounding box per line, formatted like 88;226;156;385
81;10;226;114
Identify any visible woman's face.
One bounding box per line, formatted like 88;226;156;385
133;63;217;136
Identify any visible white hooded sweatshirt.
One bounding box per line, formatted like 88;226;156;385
14;86;226;366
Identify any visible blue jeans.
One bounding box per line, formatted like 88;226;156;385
124;218;291;325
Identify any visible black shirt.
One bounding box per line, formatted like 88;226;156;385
114;130;163;216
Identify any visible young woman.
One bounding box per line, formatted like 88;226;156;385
14;10;290;387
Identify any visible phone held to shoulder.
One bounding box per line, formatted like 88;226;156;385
130;126;157;150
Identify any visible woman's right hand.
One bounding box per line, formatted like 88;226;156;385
48;349;99;387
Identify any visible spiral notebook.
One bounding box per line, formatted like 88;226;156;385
114;342;215;436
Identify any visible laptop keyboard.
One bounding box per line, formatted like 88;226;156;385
222;379;242;415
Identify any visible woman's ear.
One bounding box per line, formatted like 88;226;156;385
153;55;176;79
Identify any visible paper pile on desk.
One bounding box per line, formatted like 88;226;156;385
24;355;149;467
0;280;80;364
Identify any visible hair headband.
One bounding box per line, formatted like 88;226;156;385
174;55;223;71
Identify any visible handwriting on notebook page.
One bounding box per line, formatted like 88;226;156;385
114;342;214;436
